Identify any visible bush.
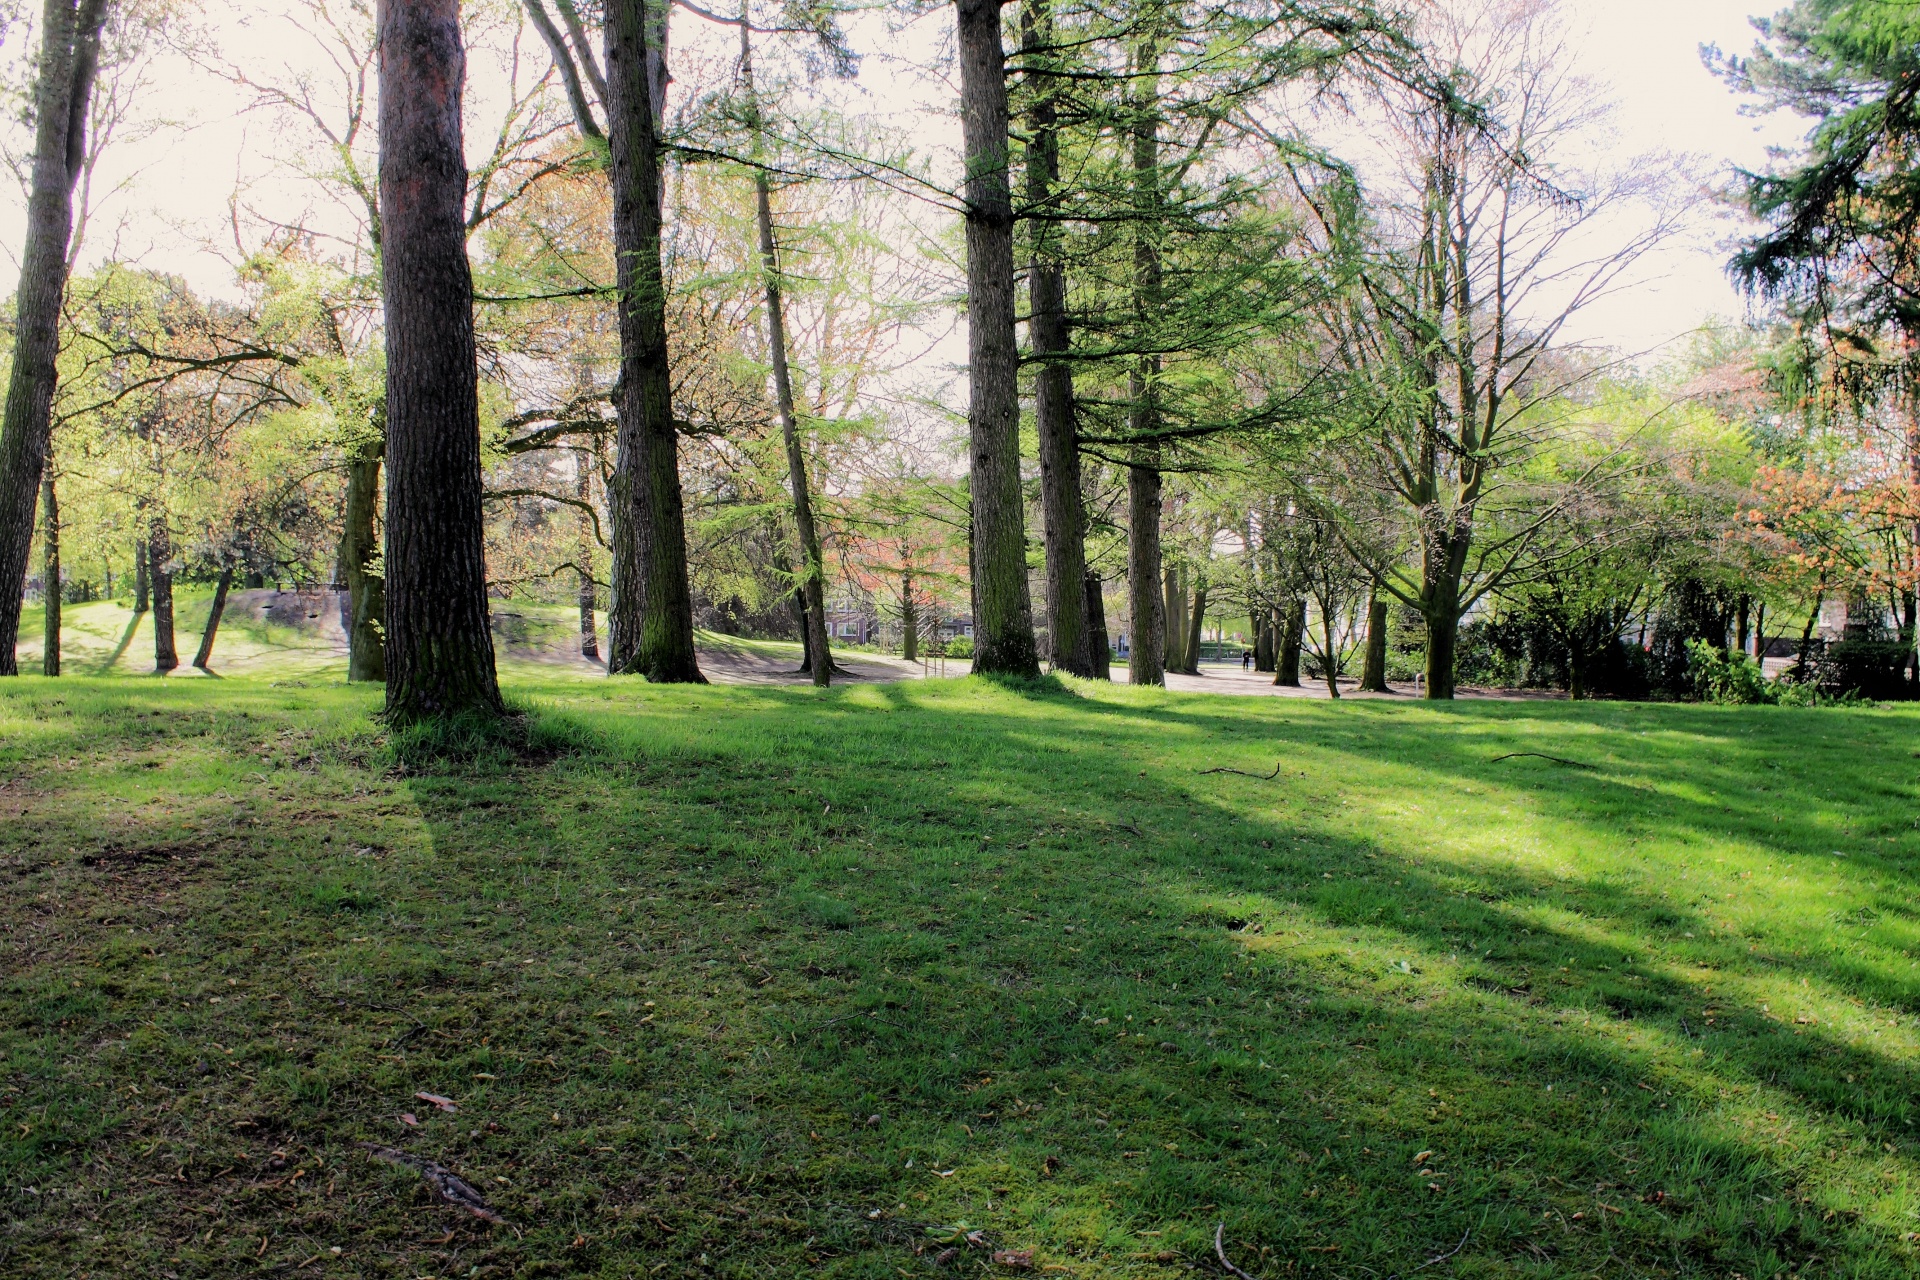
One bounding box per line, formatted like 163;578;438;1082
1686;639;1777;705
943;635;974;660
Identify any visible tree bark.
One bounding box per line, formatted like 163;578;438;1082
576;448;600;660
752;166;830;686
1022;0;1090;678
132;536;148;612
1424;607;1458;699
605;0;704;682
341;440;387;682
40;476;59;676
378;0;504;721
1123;19;1165;688
1360;591;1388;691
192;565;233;670
0;0;105;676
1084;570;1110;679
1184;572;1207;674
901;565;918;662
1127;459;1164;685
1275;600;1302;687
1162;564;1184;673
150;516;177;672
956;0;1039;677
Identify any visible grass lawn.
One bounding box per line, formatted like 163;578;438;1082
2;670;1918;1279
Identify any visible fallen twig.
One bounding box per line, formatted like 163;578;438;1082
363;1144;505;1224
1215;1222;1258;1279
1199;762;1286;780
1490;753;1593;769
1410;1228;1471;1273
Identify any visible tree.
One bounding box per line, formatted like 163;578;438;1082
377;0;504;719
1714;0;1920;682
0;0;107;676
603;0;703;681
956;0;1040;677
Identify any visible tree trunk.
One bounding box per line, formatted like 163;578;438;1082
40;475;59;676
1752;601;1767;660
792;587;815;673
377;0;503;721
1275;600;1303;687
1022;0;1090;678
750;158;830;685
1567;641;1586;702
0;0;105;676
1796;586;1825;674
1161;565;1183;673
1084;570;1111;679
341;441;386;682
1735;594;1750;656
956;0;1038;678
575;448;600;660
1424;609;1458;699
132;536;148;612
605;0;703;683
150;516;177;672
192;565;233;670
901;566;918;661
1184;573;1207;674
1127;460;1164;685
1254;607;1274;672
1360;590;1387;692
1123;20;1165;688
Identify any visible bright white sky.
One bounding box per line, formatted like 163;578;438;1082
0;0;1811;364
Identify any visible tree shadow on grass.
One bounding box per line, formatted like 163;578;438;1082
367;682;1920;1279
8;677;1916;1279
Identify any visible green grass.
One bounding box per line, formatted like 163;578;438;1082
2;669;1918;1278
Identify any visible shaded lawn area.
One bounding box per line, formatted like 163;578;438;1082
1;675;1918;1279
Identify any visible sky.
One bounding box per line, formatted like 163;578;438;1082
0;0;1816;365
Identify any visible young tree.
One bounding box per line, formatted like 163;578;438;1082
377;0;504;719
0;0;107;675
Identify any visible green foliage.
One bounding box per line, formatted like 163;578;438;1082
1686;639;1779;704
942;634;974;660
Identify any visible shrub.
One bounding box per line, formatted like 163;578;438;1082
1686;639;1777;704
944;635;974;660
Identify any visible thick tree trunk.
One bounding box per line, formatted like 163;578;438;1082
1184;573;1207;674
1127;460;1164;685
956;0;1038;677
0;0;105;676
132;536;148;612
377;0;503;721
575;449;599;660
605;0;703;682
192;566;233;670
1254;608;1274;672
341;441;386;682
1360;591;1388;692
1022;0;1090;678
1424;609;1459;699
1735;594;1750;656
40;476;59;676
1275;600;1303;687
1084;570;1111;679
901;567;918;662
150;517;177;672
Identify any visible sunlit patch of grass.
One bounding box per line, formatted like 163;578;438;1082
0;673;1916;1277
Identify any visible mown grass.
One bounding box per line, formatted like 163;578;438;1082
1;671;1918;1279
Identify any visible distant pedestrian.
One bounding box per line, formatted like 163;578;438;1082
1242;649;1252;670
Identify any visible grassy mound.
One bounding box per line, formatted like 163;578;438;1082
1;674;1916;1278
